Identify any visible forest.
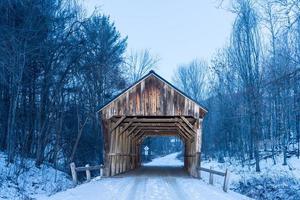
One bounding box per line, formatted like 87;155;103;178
0;0;299;179
174;0;300;173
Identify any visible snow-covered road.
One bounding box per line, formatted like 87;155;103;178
37;153;251;200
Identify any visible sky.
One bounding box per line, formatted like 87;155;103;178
82;0;235;81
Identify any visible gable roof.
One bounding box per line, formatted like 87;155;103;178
97;70;208;113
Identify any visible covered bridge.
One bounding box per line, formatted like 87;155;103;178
97;70;207;177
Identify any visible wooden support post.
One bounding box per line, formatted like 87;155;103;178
70;162;77;185
122;131;126;172
119;131;123;173
106;121;112;177
100;165;104;178
196;152;201;179
111;129;117;176
115;127;120;175
119;130;123;174
125;134;130;171
194;118;202;177
223;169;230;192
102;120;108;177
85;164;91;181
209;166;214;185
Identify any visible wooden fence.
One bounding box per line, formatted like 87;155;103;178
69;162;230;192
198;167;230;192
70;162;104;185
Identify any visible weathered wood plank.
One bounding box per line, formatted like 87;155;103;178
199;167;226;176
70;162;77;185
178;120;196;136
180;116;196;131
118;121;133;135
76;165;103;172
110;116;126;133
223;169;230;192
127;126;138;136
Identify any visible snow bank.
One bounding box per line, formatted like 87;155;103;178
0;152;72;200
201;155;300;200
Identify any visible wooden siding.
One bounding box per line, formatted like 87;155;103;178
99;71;206;177
100;74;206;120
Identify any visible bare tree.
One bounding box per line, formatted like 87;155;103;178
230;0;263;172
173;59;208;102
124;49;159;83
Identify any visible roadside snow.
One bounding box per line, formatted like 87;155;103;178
201;155;300;200
201;155;300;186
37;152;251;200
0;152;72;200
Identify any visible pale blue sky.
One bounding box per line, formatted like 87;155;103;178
82;0;234;81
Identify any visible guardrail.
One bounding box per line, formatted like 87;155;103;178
70;162;104;185
198;167;230;192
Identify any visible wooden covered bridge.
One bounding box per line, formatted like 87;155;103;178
97;71;207;177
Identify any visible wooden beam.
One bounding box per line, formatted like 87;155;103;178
142;131;179;136
133;131;145;142
122;117;196;123
176;123;193;138
110;116;126;133
180;116;197;134
118;121;133;135
127;126;138;136
132;129;142;138
175;127;189;141
134;123;176;127
178;120;196;136
124;118;178;123
137;131;145;140
137;127;178;130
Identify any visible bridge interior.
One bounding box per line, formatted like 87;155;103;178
102;116;201;177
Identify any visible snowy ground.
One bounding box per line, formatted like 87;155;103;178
4;151;297;200
37;153;251;200
0;152;72;200
143;152;183;167
201;155;300;199
201;155;300;184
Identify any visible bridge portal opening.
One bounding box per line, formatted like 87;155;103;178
100;116;201;177
140;136;184;166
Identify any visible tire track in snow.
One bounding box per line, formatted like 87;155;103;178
145;177;175;200
165;177;188;200
105;177;136;200
125;177;148;200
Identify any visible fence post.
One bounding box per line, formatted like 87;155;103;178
223;169;230;192
209;166;214;185
100;164;103;178
85;164;91;181
70;162;77;185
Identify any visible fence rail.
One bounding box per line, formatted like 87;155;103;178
69;163;230;192
70;162;104;185
198;167;230;192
